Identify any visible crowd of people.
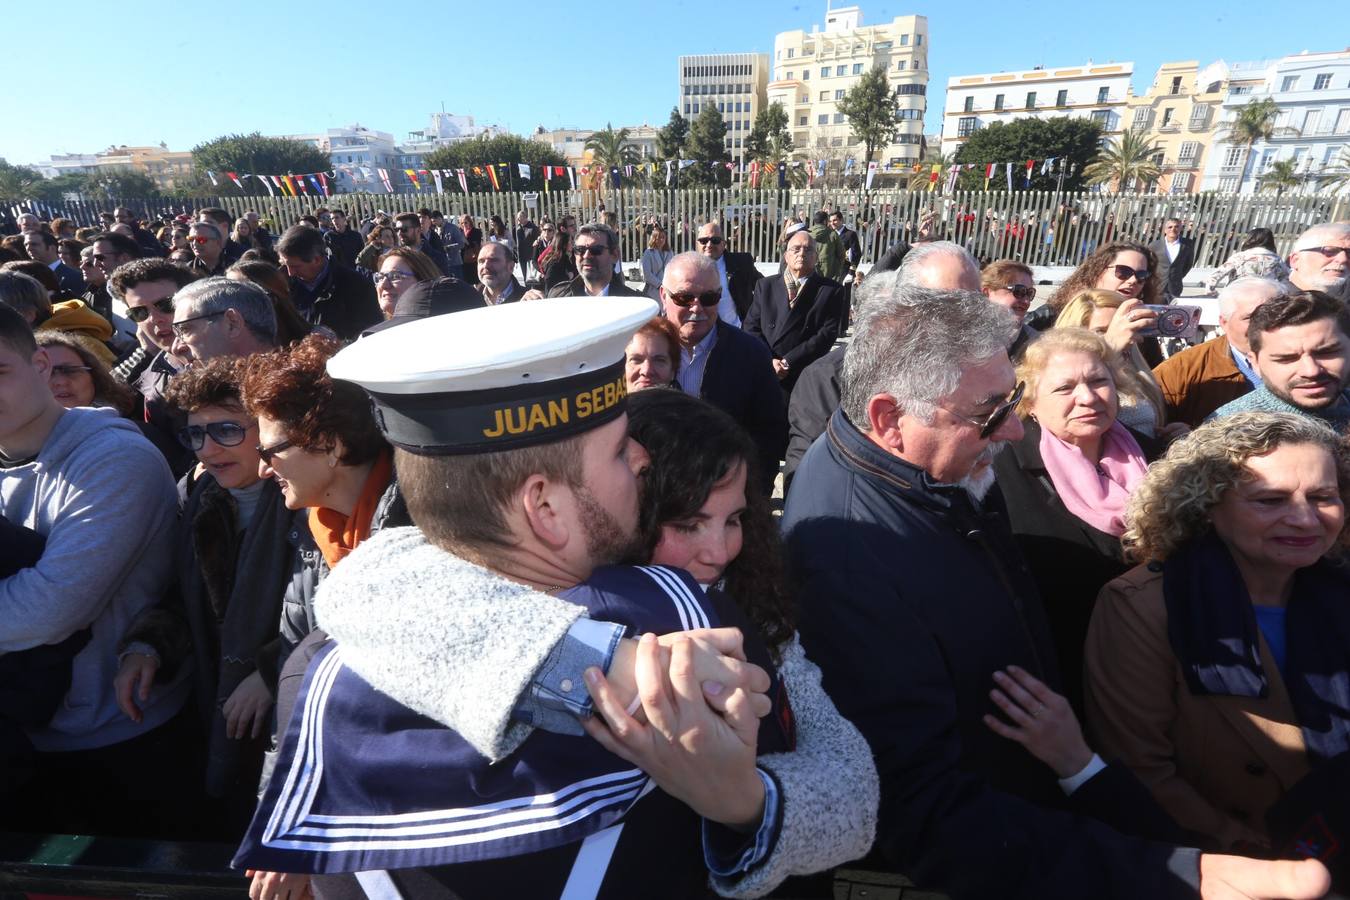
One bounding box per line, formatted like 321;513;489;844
0;198;1348;899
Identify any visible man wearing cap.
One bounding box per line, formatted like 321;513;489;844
235;298;866;897
546;223;646;298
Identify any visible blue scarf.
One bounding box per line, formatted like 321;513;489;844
1163;532;1350;765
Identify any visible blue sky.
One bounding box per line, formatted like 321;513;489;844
2;0;1311;166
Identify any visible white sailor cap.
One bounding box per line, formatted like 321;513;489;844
327;296;658;455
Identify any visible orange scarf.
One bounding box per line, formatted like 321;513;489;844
308;451;394;569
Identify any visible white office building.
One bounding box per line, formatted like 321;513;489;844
1200;50;1350;193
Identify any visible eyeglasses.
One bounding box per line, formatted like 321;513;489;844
191;235;214;244
373;269;417;285
50;364;91;378
696;236;725;246
394;226;415;233
947;381;1025;439
177;421;249;451
574;244;611;257
1110;264;1150;283
1298;246;1350;259
171;310;224;338
125;297;175;323
91;253;127;263
1001;285;1037;301
666;290;722;308
256;437;295;465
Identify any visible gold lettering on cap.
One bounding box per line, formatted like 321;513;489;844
482;399;573;439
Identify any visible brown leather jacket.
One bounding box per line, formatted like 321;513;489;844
1152;334;1253;429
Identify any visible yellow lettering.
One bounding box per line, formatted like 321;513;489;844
503;407;526;435
603;381;617;409
575;390;591;418
548;398;569;425
483;408;506;438
526;403;551;431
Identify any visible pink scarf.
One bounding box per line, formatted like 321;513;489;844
1038;420;1149;537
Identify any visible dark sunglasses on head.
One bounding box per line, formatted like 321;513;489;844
696;236;725;246
1002;284;1036;301
177;421;249;451
666;290;722;308
256;437;295;465
1110;264;1150;283
574;244;611;257
126;297;175;323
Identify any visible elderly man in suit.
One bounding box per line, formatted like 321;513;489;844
696;221;760;326
663;251;785;494
21;230;83;297
744;230;846;398
1150;218;1196;301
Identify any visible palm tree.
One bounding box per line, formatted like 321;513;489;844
1319;146;1350;196
584;124;641;187
907;151;955;191
1083;129;1163;192
1257;158;1301;195
1213;97;1294;192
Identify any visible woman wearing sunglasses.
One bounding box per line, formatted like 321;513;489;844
992;328;1169;714
240;333;407;662
114;356;303;835
980;258;1038;358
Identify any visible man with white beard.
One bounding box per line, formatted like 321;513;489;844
1285;222;1350;301
779;285;1329;898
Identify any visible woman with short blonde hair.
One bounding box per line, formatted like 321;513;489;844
1055;289;1169;436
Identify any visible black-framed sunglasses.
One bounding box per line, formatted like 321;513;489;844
950;382;1025;439
171;310;224;338
573;244;611;257
696;236;725;246
666;290;722;308
126;297;175;323
256;437;295;465
1110;264;1150;283
177;421;249;451
1002;284;1037;301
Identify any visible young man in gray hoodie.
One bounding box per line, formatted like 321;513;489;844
0;304;192;836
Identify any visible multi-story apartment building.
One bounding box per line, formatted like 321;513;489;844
94;144;196;191
1125;60;1229;193
678;52;770;168
532;125;662;168
766;6;928;172
940;61;1133;158
1201;49;1350;193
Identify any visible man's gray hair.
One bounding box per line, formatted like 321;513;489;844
896;240;980;287
661;251;718;287
1293;222;1350;252
174;276;277;345
189;221;222;241
849;267;900;321
1218;276;1285;320
578;222;620;252
842;285;1015;429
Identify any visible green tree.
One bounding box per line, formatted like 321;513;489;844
28;172;89;202
584;124;641;186
191;132;332;196
1214;97;1293;192
685;107;731;187
83;168;161;200
1083;129;1163;192
656;107;690;160
423;134;566;192
1257;158;1302;195
0;160;45;198
838;66;898;167
952;117;1102;191
744;102;793;163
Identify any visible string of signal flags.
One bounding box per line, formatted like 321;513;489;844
204;155;1077;196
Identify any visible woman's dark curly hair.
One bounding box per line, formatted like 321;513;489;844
626;389;795;656
240;332;386;465
1045;240;1161;312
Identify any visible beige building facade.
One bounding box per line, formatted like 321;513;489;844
1125;60;1230;193
767;6;928;172
95;144;196;191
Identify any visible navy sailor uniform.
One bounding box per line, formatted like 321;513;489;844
235;564;793;899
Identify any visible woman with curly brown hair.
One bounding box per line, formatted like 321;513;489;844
240;333;408;656
1085;412;1350;859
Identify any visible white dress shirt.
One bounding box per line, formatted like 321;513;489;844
714;255;742;328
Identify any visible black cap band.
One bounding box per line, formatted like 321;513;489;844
366;359;628;456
